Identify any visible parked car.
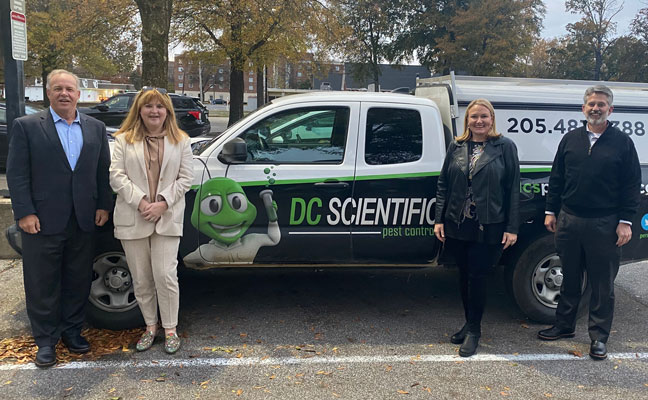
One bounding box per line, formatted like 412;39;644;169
0;103;44;169
319;82;332;90
79;92;211;137
212;98;227;105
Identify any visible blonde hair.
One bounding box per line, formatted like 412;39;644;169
456;98;501;143
114;89;188;144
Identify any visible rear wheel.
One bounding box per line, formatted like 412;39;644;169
508;234;588;323
86;240;144;330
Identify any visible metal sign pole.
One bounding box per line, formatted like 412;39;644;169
1;0;26;131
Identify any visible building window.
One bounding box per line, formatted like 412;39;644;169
249;61;253;67
335;65;340;71
297;72;302;77
249;85;254;91
189;83;194;88
219;76;224;82
178;83;184;88
218;68;223;73
218;84;223;89
249;71;254;76
249;77;254;83
178;74;183;80
178;66;184;72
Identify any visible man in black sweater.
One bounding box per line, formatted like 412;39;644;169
537;85;641;360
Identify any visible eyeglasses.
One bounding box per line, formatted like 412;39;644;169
141;86;168;95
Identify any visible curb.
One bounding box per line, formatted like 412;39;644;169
0;199;19;259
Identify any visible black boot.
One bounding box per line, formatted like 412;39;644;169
451;324;468;344
459;334;480;357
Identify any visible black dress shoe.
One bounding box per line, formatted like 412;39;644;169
537;326;575;341
62;334;90;354
589;340;607;360
459;334;480;357
451;325;468;344
35;346;57;368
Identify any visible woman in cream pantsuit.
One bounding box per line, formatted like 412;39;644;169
109;88;194;354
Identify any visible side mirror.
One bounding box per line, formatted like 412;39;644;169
217;138;247;164
96;104;109;112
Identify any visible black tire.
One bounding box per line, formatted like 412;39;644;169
86;238;144;330
507;234;589;323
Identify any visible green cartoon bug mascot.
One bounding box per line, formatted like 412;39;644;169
183;177;280;266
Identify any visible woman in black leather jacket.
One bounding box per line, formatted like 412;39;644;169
434;98;520;357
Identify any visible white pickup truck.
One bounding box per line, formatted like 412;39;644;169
76;76;648;329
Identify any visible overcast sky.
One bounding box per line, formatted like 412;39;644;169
541;0;645;38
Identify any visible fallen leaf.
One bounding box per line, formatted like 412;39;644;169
235;389;243;396
544;394;553;397
520;323;529;329
397;390;409;394
295;373;305;378
568;350;583;358
200;380;210;386
108;388;116;393
613;365;619;370
240;333;247;338
4;381;12;385
332;393;340;398
316;371;332;375
155;377;165;382
269;375;276;380
500;392;510;396
236;353;243;358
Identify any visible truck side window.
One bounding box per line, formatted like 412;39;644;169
104;95;130;109
238;107;349;164
365;108;422;165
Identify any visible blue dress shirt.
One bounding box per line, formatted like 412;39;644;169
50;107;83;170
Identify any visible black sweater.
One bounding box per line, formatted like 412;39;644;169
546;124;641;221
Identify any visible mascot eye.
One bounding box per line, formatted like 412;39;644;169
200;196;222;216
227;193;248;212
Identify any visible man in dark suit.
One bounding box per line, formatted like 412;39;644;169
7;69;112;368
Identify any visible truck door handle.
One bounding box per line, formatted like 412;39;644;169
314;181;349;189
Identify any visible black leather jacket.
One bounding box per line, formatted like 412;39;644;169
435;136;520;234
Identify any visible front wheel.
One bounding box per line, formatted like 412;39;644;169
507;234;588;323
86;242;144;330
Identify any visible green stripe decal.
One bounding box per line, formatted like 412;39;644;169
354;171;440;181
520;167;551;173
191;172;440;188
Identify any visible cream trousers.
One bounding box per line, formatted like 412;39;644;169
121;233;180;329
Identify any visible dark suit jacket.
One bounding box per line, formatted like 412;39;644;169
6;109;112;235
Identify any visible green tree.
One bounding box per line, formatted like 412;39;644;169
337;0;400;90
175;0;343;126
565;0;623;80
433;0;544;75
26;0;137;105
135;0;173;88
393;0;543;76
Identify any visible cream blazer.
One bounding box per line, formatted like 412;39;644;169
109;134;194;240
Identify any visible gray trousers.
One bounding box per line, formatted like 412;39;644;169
554;211;620;342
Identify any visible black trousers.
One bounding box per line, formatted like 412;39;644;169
21;213;94;347
554;211;620;343
445;238;503;335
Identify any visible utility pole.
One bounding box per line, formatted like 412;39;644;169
198;59;203;101
1;0;27;130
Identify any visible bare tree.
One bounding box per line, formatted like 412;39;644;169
565;0;623;80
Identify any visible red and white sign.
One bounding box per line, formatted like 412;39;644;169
10;11;27;61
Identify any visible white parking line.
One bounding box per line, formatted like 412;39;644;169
1;352;647;371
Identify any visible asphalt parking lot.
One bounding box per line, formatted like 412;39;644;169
1;260;647;399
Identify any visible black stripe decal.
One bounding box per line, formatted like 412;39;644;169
458;101;648;114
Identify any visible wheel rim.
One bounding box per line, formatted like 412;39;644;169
531;253;563;309
89;251;138;313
